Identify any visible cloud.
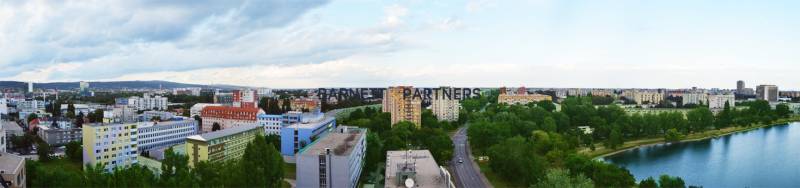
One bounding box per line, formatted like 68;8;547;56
383;4;408;28
1;0;408;81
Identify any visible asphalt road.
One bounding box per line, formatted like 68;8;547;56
450;125;491;188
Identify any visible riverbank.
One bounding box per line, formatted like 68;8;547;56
581;116;800;159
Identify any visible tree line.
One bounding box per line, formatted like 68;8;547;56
340;107;456;185
26;134;284;187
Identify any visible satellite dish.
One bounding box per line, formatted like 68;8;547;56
405;178;415;188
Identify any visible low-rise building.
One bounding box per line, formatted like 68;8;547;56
498;93;552;105
296;126;366;188
185;125;261;167
83;123;140;171
137;119;197;151
200;106;262;133
290;97;320;112
385;150;454;188
0;152;26;188
190;103;222;117
142;111;175;122
38;126;82;147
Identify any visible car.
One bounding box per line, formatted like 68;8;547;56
458;158;464;163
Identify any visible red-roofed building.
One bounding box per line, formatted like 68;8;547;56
200;106;264;133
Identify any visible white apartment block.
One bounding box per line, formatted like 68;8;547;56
128;93;169;111
708;94;735;109
430;87;460;122
682;92;708;106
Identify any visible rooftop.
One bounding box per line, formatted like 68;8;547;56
385;150;449;188
300;126;365;156
284;115;335;129
187;125;258;142
0;152;25;175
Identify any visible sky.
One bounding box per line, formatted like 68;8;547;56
1;0;799;89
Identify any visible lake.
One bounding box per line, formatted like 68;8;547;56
603;122;800;188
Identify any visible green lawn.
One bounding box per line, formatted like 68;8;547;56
41;158;83;173
477;161;516;188
283;162;296;179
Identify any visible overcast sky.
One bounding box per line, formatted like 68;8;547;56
1;0;799;89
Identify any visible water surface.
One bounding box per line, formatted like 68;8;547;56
603;123;800;188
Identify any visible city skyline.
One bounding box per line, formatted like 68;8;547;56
2;0;799;89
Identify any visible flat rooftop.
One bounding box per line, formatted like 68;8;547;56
187;125;258;142
284;115;335;129
300;126;364;156
385;150;448;188
0;152;24;175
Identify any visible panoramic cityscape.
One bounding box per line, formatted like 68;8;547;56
2;1;800;188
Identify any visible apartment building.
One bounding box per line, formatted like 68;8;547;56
83;123;140;171
185;125;261;167
430;87;460;122
383;86;422;127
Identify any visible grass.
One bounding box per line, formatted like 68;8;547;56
477;161;516;188
283;162;296;179
581;116;800;158
40;158;84;173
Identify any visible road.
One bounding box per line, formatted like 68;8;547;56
450;125;491;188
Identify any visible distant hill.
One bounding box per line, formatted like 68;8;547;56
0;80;244;90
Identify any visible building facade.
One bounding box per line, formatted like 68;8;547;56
383;86;422;127
190;103;222;117
280;113;337;156
756;85;779;102
137;120;197;151
290;97;321;112
233;89;258;108
682;92;708;106
200;106;262;133
0;152;25;188
185;125;261;167
497;93;552;105
708;94;736;109
83;123;140;171
296;126;366;188
430;87;460;122
257;114;283;135
38;126;82;147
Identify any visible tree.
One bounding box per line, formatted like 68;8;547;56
160;148;192;187
65;141;82;162
212;122;221;131
776;103;792;118
487;136;546;186
533;169;594;188
687;108;713;133
715;101;734;129
664;128;683;142
236;134;283;187
537;100;557;112
659;174;686;188
66;103;76;119
363;132;385;175
27;113;39;124
37;141;52;162
606;126;623;149
76;112;85;128
639;177;658;188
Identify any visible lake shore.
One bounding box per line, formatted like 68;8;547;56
582;116;800;159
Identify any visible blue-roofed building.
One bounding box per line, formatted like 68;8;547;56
280;112;337;156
